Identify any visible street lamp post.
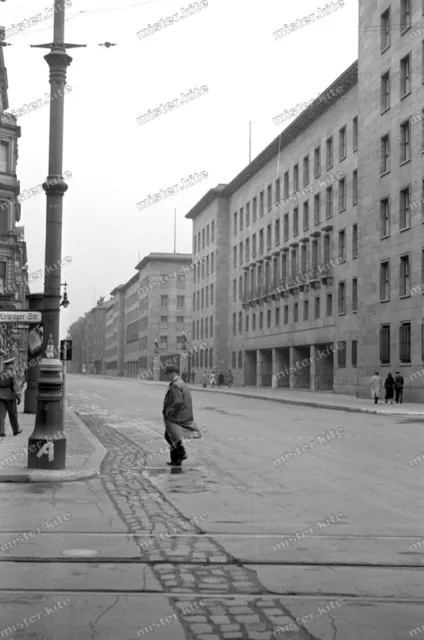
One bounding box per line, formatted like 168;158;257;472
27;0;83;470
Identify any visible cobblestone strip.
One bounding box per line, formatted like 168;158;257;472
74;407;317;640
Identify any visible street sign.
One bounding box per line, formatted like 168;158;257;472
60;339;72;361
0;311;42;323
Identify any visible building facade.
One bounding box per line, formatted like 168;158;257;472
124;273;139;377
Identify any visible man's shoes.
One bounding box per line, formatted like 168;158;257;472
0;433;5;438
13;429;22;436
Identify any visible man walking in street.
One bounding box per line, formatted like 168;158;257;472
0;357;22;437
227;369;234;389
395;371;404;404
162;364;201;466
370;371;382;404
200;371;208;388
190;369;195;384
181;368;188;383
218;370;224;388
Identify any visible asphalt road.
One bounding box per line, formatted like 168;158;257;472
0;374;423;640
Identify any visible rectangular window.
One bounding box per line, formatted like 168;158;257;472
353;116;358;150
177;295;185;308
205;317;208;338
303;155;309;186
324;234;331;263
327;293;332;316
352;340;358;367
232;351;236;368
267;224;272;250
211;220;215;242
352;170;358;205
326;186;333;218
284;171;289;199
338;342;346;367
200;319;204;338
245;237;250;260
193;235;196;254
400;0;411;33
239;208;244;231
275;178;281;204
400;187;410;229
239;275;243;300
400;254;410;296
381;134;390;174
352;223;358;259
380;324;390;363
238;311;242;333
326;136;333;169
160;335;168;350
293;207;299;236
160;315;168;328
202;228;205;248
339;178;346;212
210;283;214;304
399;322;411;363
253;196;257;222
211;251;215;273
274;219;280;246
314;193;320;225
338;230;346;262
381;8;390;50
161;295;168;308
338;281;346;314
339;126;347;161
284;305;289;324
0;204;9;234
252;313;256;331
400;120;411;163
304;299;309;321
301;244;307;273
210;315;213;336
206;255;210;276
352;277;358;312
206;285;209;306
233;279;237;302
293;302;298;322
259;312;263;329
267;185;272;211
239;241;243;265
0;141;9;173
303;201;309;231
315;296;320;319
246;202;250;227
275;307;280;326
293;164;299;192
400;53;411;96
233;246;237;268
206;224;210;245
201;289;204;309
233;212;237;235
238;351;242;369
267;309;271;328
380;260;390;301
314;146;321;178
252;233;256;258
381;71;390;111
260;190;264;216
246;314;249;332
232;313;236;335
380;198;390;237
284;213;289;241
259;229;264;254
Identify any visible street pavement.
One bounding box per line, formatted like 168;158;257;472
0;374;423;639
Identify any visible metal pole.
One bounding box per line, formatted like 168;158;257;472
28;0;72;470
62;358;66;424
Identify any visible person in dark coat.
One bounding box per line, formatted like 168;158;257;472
0;358;22;437
181;368;189;383
162;365;201;466
227;369;234;388
394;371;404;404
384;372;395;404
190;370;195;384
218;371;224;388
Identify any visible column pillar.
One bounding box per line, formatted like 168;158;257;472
289;346;295;389
272;348;277;389
256;349;261;387
152;354;161;381
310;344;316;392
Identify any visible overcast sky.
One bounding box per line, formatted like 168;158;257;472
0;0;358;337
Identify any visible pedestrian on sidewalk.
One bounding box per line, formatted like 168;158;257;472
218;370;224;388
395;371;404;404
0;358;22;437
162;364;201;466
200;371;208;388
209;371;216;387
190;370;195;384
181;368;189;383
384;372;395;404
227;369;234;388
370;371;382;404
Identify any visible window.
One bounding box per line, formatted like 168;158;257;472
161;295;168;308
302;201;309;231
211;252;215;273
202;228;205;248
267;185;272;211
326;293;332;316
339;178;346;212
275;178;281;204
252;313;256;330
200;349;204;367
233;313;236;335
0;204;9;234
381;72;390;111
353;116;358;151
0;141;9;173
304;300;309;321
352;223;358;258
400;54;411;97
202;259;205;278
293;302;298;322
259;312;263;329
381;134;390;174
303;155;309;186
301;244;307;273
293;207;299;235
196;319;199;340
239;241;243;265
326;186;333;218
260;191;264;216
284;214;289;241
239;208;244;231
352;278;358;312
284;171;289;199
267;309;271;328
338;342;346;367
400;0;411;33
201;289;204;309
381;8;390;50
211;220;215;242
399;322;411;363
352;340;357;367
315;296;320;319
238;311;242;333
400;120;410;163
206;224;210;245
314;193;320;225
160;315;168;328
238;351;242;369
338;230;346;262
400;254;410;296
239;275;243;300
339;126;347;161
177;316;184;326
253;196;257;222
252;233;257;258
293;164;299;192
232;352;236;368
338;281;346;314
210;283;214;304
246;314;249;332
275;307;280;326
259;229;264;254
246;202;250;227
210;315;213;336
352;170;358;205
400;187;410;229
193;235;196;254
380;198;390;237
233;246;237;268
275;219;280;246
326;136;333;169
267;224;272;250
233;279;237;302
245;237;250;260
192;292;195;309
324;234;331;263
314;146;321;178
233;212;237;235
160;335;168;350
282;253;287;280
206;256;210;275
380;324;390;364
284;305;288;324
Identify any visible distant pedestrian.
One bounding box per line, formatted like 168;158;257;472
210;371;216;387
218;371;224;387
370;372;381;404
200;371;208;388
190;370;195;384
181;368;189;383
227;369;234;388
395;371;404;404
384;372;395;404
0;358;22;437
162;365;201;466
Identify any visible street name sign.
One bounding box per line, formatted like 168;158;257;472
0;311;42;323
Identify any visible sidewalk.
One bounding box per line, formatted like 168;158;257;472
0;402;106;482
128;377;424;416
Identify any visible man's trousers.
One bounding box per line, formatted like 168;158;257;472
0;399;20;435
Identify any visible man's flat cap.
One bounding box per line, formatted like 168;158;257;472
165;365;179;374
